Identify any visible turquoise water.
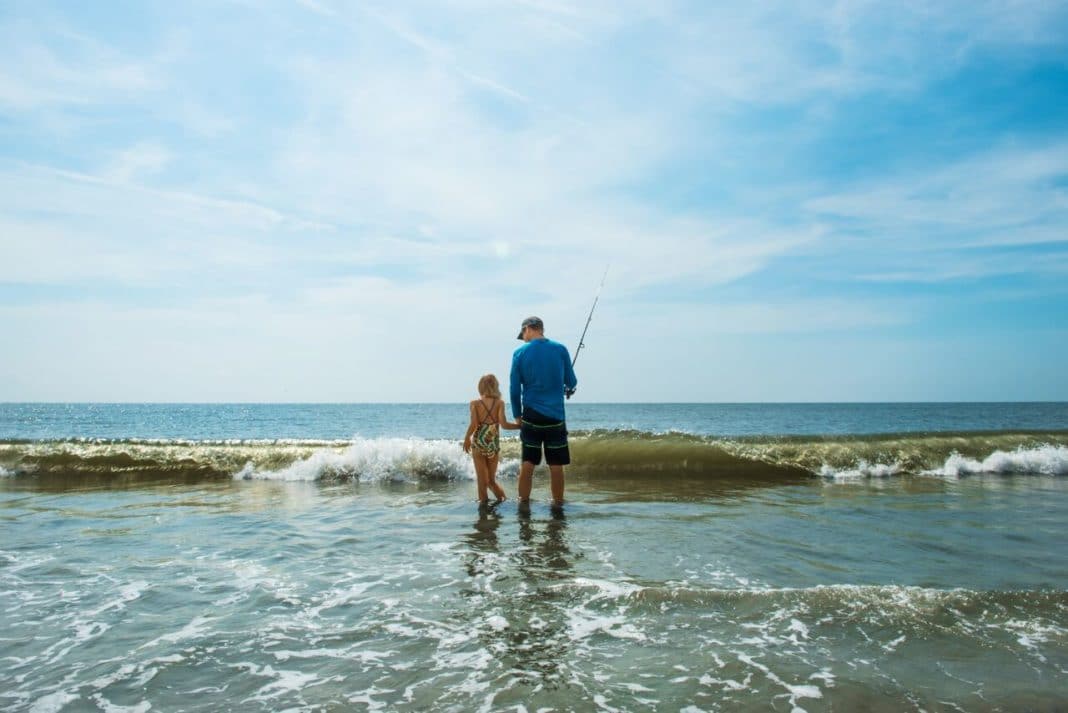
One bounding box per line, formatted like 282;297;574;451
2;404;1068;711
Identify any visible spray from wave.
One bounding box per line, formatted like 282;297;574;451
926;444;1068;478
235;438;483;482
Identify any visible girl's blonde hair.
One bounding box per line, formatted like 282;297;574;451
478;374;501;398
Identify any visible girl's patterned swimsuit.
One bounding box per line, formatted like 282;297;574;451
472;398;500;457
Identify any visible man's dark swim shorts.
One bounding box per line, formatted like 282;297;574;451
520;407;570;466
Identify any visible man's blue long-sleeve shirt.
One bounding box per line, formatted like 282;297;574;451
510;338;578;421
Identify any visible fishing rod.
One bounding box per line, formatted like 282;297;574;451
567;265;609;399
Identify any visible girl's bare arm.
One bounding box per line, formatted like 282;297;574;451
462;402;478;451
498;401;520;430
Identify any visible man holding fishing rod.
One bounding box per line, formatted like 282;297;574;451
510;269;605;508
510;316;578;508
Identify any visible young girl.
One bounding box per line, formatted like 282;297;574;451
463;374;520;503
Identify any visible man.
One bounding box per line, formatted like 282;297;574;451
510;316;578;507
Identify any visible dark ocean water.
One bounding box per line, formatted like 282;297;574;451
2;403;1067;711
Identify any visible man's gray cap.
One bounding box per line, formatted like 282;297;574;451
517;316;544;339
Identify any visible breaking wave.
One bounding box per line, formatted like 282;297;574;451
1;430;1066;485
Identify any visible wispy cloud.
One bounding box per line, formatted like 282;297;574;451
101;142;173;183
0;19;160;111
803;140;1068;281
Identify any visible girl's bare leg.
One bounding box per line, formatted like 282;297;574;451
486;454;506;501
472;454;490;502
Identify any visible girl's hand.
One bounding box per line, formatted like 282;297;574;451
463;438;472;454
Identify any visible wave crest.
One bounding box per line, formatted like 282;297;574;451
2;431;1067;485
928;445;1068;478
236;438;479;482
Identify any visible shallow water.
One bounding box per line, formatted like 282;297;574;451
4;402;1067;711
3;473;1067;712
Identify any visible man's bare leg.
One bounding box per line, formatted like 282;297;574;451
549;465;565;505
518;461;535;501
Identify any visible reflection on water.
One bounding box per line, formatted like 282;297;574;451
517;504;573;577
462;505;501;578
456;504;586;693
510;506;577;691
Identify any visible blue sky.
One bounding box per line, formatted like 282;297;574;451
1;0;1067;402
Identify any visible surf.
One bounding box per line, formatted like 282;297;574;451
3;430;1067;485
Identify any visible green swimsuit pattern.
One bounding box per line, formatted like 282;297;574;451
472;398;500;457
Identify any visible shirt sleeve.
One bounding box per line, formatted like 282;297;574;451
509;350;523;419
563;347;578;391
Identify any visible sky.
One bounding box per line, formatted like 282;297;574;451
1;0;1067;403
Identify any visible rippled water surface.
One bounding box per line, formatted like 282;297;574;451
4;473;1067;712
4;403;1067;711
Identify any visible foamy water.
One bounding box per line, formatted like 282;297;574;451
3;403;1068;710
233;437;479;482
818;444;1068;480
3;474;1067;711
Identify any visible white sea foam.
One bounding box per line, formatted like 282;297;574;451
819;460;901;480
235;437;476;482
233;663;321;703
5;552;55;575
699;672;752;691
304;580;377;618
787;619;810;641
346;684;395;710
91;696;151;713
565;577;644;602
214;560;302;607
0;465;12;477
139;616;213;650
997;618;1066;663
89;655;182;693
819;445;1068;480
29;690;79;713
737;653;822;712
567;609;647;642
926;445;1068;477
882;634;906;653
89;580;150;616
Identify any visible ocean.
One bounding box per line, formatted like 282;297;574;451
2;402;1067;712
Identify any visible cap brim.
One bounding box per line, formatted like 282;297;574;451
516;329;524;340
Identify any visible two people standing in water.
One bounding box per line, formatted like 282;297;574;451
463;316;578;507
